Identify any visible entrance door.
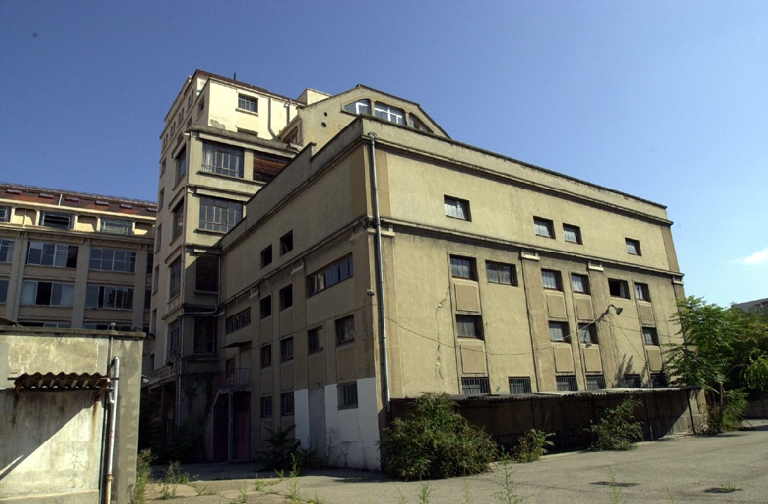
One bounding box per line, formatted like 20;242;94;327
212;394;228;462
233;392;251;460
308;387;326;459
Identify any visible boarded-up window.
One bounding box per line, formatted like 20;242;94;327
253;152;291;183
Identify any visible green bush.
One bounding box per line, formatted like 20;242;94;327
703;389;747;435
128;448;155;504
512;428;554;463
586;397;643;451
379;393;499;480
256;424;312;473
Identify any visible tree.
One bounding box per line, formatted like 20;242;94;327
666;296;768;431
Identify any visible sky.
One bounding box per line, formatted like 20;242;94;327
1;0;766;307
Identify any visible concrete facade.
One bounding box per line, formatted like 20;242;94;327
147;71;686;469
0;326;145;504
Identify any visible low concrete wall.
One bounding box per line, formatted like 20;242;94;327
0;327;144;504
745;395;768;419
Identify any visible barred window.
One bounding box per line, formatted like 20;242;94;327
461;377;490;396
509;377;532;394
556;376;577;391
586;376;606;390
225;309;251;334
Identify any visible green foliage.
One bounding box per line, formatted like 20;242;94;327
163;460;190;484
703;389;747;434
256;424;306;473
166;421;201;463
511;429;554;463
379;393;499;480
493;457;527;504
128;448;155;504
586;398;643;451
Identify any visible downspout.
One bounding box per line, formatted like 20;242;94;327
267;97;276;138
104;357;120;504
369;133;390;413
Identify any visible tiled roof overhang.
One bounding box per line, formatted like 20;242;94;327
10;372;110;395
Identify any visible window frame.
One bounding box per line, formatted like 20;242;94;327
307;254;353;296
0;238;14;263
201;141;245;178
308;327;322;354
280;337;294;362
456;315;483;339
444;196;471;221
260;245;272;267
509;377;533;394
259;295;272;319
634;282;651;301
642;327;659;346
169;257;182;299
343;99;371;115
193;316;216;354
608;279;631;299
225;308;251;334
89;247;136;273
259;396;273;418
175;148;187;184
27;241;78;268
571;273;590;294
556;375;578;392
374;102;405;125
0;278;8;304
172;200;184;239
578;323;598;344
279;284;293;310
449;255;477;280
549;321;570;343
237;94;258;113
541;269;563;290
335;315;355;346
198;196;243;233
626;238;641;256
0;206;10;222
461;377;490;396
533;217;555;238
338;382;359;409
563;224;582;244
280;392;295;416
486;261;516;285
280;231;294;255
85;284;134;310
39;211;73;230
100;218;132;236
260;344;272;368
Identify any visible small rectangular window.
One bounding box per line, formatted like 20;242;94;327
556;376;578;391
563;224;582;244
193;317;216;354
225;309;251;334
238;94;258;113
344;99;371;115
578;323;597;344
338;382;358;409
260;396;273;418
100;218;132;236
626;238;641;255
260;344;272;368
39;211;73;229
509;377;532;394
571;274;590;294
335;315;355;345
281;392;295;416
650;373;668;388
609;279;631;299
279;284;293;310
308;327;322;354
307;254;354;296
456;315;482;339
0;278;10;304
155;224;162;252
175;148;187;184
486;261;516;285
280;337;294;362
259;296;272;319
167;321;182;358
586;376;606;390
261;245;272;267
623;375;642;388
461;377;490;396
549;321;569;342
444;196;470;220
642;327;659;346
0;239;14;263
374;102;405;125
169;257;181;298
634;283;651;301
280;231;294;255
450;255;476;280
172;200;184;239
542;269;563;290
534;217;554;238
0;206;10;222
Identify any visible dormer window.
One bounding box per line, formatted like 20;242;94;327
344;99;371;115
409;114;431;132
374;102;405;125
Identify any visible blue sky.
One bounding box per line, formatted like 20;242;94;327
1;1;766;307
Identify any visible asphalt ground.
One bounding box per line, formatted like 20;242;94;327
145;419;768;503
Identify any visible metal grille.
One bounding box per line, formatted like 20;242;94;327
586;376;606;390
650;373;668;388
509;377;532;394
623;375;642;388
556;375;577;392
462;377;490;396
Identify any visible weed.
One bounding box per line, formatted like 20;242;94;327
192;482;215;496
418;482;433;504
665;488;677;503
253;473;267;492
256;424;303;473
236;483;249;503
607;468;625;504
398;489;408;504
286;457;303;504
493;457;527;504
586;398;643;451
164;460;191;484
462;480;473;504
703;390;747;435
129;448;155;504
512;429;554;463
307;492;325;504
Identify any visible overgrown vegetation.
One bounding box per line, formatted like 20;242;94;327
128;448;155;504
256;424;313;474
666;297;768;433
586;398;643;451
511;429;554;463
379;393;499;480
493;457;527;504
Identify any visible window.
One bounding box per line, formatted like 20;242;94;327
85;284;134;310
202;142;244;178
0;278;9;304
169;257;181;298
444;196;470;220
338;382;358;409
642;327;659;346
344;99;371;115
571;274;590;294
21;281;74;307
456;315;482;339
260;396;273;418
279;284;293;310
193;317;216;354
461;377;490;396
308;327;322;354
563;224;582;244
89;248;136;273
168;321;181;359
650;373;668;388
280;392;295;416
175;148;187;184
100;218;132;235
623;375;641;388
146;252;154;274
409;114;431;132
39;211;73;229
541;269;563;290
280;231;294;255
280;337;294;362
259;296;272;318
27;242;78;268
634;283;651;301
549;321;569;342
238;94;257;112
486;261;516;285
626;238;641;255
0;206;11;222
225;358;235;377
260;245;272;267
0;239;14;263
199;196;243;232
172;200;184;238
556;376;577;392
450;255;476;280
335;315;355;345
374;102;405;125
260;344;272;368
153;265;159;292
307;254;354;296
608;279;631;299
534;217;554;238
155;224;162;252
578;323;597;344
225;309;251;334
509;377;532;394
195;253;218;291
158;189;165;209
586;376;606;390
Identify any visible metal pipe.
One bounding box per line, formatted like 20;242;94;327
369;133;390;412
104;357;120;504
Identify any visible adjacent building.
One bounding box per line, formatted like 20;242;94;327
146;71;686;468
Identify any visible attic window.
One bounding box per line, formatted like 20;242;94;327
120;203;133;209
64;196;80;203
344;99;371;115
6;189;22;195
96;200;110;206
374;102;405;125
39;193;55;199
409;114;431;132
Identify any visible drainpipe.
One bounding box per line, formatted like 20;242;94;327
104;357;120;504
369;133;390;413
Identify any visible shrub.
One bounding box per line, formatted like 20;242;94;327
703;389;747;435
512;428;554;463
256;424;311;473
128;448;155;504
379;393;499;480
586;397;643;451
